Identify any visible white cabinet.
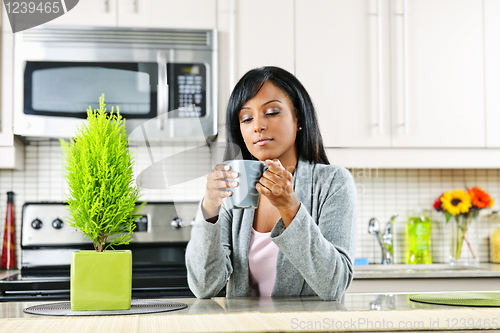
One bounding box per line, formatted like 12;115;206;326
485;0;500;148
232;0;294;79
117;0;216;29
45;0;117;27
216;0;294;143
296;0;391;147
297;0;485;148
1;10;24;170
390;0;484;148
46;0;215;29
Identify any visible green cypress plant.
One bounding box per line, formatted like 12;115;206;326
60;94;145;252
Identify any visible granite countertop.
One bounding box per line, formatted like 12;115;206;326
353;263;500;279
0;293;487;318
2;294;500;333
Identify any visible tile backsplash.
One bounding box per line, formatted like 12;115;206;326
0;141;499;267
353;168;499;264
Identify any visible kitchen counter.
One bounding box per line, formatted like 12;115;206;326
353;263;500;279
0;293;482;317
0;270;18;280
348;263;500;293
3;264;500;297
1;294;500;332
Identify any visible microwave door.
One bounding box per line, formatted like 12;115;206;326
16;61;158;138
129;62;209;144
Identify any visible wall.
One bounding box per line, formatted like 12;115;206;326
353;168;499;264
0;141;499;267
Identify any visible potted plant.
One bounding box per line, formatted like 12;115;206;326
61;94;145;311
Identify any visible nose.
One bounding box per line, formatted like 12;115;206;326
253;114;267;132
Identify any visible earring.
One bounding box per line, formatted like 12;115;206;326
298;127;302;131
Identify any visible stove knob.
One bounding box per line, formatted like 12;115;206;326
31;219;43;229
52;218;64;229
170;217;184;228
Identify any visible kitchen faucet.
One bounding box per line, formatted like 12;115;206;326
368;214;398;264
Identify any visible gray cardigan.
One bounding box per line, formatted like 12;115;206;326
185;159;357;301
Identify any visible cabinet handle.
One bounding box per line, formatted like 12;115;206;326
101;0;108;13
157;51;168;131
402;0;409;134
130;0;137;13
377;0;383;134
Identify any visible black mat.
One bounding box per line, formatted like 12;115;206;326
23;299;188;316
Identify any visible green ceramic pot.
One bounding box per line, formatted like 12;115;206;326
70;250;132;311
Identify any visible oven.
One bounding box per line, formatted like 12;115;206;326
0;202;221;302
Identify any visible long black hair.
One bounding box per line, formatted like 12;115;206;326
223;66;329;165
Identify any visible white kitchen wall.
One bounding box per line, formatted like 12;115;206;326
0;141;499;267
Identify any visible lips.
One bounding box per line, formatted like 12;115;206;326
254;138;273;146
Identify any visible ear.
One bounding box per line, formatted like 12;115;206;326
297;120;302;132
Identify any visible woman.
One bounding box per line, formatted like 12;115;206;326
185;66;357;301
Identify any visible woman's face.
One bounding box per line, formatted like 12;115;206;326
238;81;299;165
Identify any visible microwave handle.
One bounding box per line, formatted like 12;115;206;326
157;51;168;131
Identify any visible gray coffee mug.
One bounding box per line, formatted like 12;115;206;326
224;160;268;209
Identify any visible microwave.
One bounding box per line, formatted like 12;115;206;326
13;26;218;143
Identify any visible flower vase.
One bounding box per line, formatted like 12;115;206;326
449;214;479;266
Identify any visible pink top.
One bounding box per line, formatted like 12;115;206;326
248;228;279;296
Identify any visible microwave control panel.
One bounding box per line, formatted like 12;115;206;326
168;63;207;118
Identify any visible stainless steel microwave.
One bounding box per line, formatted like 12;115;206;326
13;26;218;142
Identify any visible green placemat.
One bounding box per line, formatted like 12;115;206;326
410;292;500;307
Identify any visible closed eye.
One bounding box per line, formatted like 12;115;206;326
240;109;279;123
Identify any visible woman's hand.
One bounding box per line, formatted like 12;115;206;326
256;159;300;227
202;164;239;222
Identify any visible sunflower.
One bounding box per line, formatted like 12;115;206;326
440;189;472;215
468;186;494;209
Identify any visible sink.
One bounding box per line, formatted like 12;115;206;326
354;264;485;273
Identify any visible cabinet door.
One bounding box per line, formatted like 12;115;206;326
390;0;484;147
45;0;117;26
233;0;294;79
485;0;500;147
296;0;392;148
0;9;14;146
117;0;216;29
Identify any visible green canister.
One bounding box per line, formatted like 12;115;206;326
406;209;433;264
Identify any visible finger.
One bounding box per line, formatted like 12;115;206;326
256;182;272;196
263;169;283;182
217;188;233;197
258;177;284;196
258;176;278;190
207;188;233;200
213;164;230;172
264;162;287;179
210;170;239;180
265;159;284;174
264;181;285;196
265;159;282;167
208;180;239;189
